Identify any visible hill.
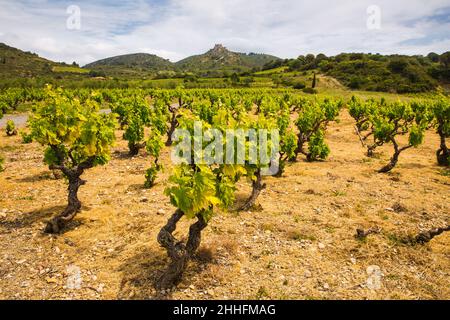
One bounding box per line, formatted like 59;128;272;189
84;53;174;79
0;43;92;86
270;52;450;93
82;44;282;79
0;43;58;79
175;44;281;76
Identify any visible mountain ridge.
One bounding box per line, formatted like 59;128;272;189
174;44;281;74
82;44;282;77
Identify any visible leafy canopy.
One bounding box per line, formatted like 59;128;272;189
30;86;116;168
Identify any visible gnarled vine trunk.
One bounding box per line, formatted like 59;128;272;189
415;225;450;244
45;173;85;233
436;127;449;166
165;111;179;146
6;129;17;136
44;162;92;234
378;151;400;173
240;169;266;211
354;125;377;157
128;142;145;156
157;210;208;289
367;144;377;157
293;133;307;161
306;152;315;162
378;139;411;173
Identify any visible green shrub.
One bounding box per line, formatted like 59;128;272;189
6;120;17;136
20;130;33;144
144;165;162;188
143;130;164;188
302;87;317;94
292;81;306;89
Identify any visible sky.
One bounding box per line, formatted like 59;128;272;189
0;0;449;66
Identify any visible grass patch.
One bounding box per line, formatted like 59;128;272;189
254;66;288;75
439;168;450;177
52;66;90;74
255;286;270;299
354;203;365;215
386;274;401;281
0;145;21;152
17;195;34;201
286;229;316;241
332;189;346;196
260;223;276;232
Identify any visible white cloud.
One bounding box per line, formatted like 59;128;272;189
0;0;448;65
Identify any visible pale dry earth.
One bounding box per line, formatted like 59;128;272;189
0;110;448;300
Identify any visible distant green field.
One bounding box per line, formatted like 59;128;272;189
254;66;288;75
52;66;90;74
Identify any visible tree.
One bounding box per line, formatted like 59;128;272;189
348;77;362;89
349;96;383;156
240;114;279;210
158;112;240;289
305;54;315;64
277;129;297;176
388;58;409;73
1;88;23;111
440;52;450;68
156;89;193;146
371;101;430;173
311;72;317;88
294;98;342;161
0;99;9;117
427;52;439;63
316;53;328;63
122;96;151;155
276;103;297;176
29;86;116;233
111;96;132;129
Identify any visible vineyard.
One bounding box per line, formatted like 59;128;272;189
0;87;448;299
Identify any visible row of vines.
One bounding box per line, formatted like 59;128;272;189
0;86;448;288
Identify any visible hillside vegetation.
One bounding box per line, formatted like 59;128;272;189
0;43;91;87
85;44;281;79
1;42;449;94
0;43;57;79
267;52;450;93
84;53;174;79
175;44;281;76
